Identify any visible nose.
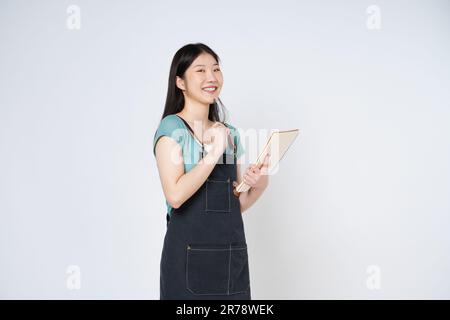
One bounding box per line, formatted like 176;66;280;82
205;69;218;83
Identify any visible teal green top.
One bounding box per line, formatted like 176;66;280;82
153;114;245;216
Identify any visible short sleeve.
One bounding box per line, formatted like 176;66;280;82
153;115;186;157
225;123;245;160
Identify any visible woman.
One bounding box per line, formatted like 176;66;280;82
153;43;270;300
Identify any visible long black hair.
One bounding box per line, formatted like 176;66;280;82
161;43;228;122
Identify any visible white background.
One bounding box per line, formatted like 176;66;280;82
1;0;449;299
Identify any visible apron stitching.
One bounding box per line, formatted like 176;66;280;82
185;245;190;294
227;244;231;295
228;177;231;210
189;248;246;251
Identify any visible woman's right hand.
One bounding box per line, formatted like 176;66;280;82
205;122;230;157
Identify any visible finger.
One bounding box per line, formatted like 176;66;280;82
246;170;258;180
248;165;258;175
259;154;270;169
249;170;258;179
260;165;269;175
259;157;269;172
247;172;258;182
244;176;256;185
213;122;226;129
261;157;270;167
244;172;256;183
259;158;268;169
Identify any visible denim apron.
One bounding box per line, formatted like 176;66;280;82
160;117;251;300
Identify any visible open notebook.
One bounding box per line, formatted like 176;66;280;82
233;129;300;196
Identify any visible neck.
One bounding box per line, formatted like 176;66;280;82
178;97;212;127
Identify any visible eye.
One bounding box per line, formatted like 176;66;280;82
214;68;221;72
196;69;205;73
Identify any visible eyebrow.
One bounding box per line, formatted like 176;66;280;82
193;63;219;67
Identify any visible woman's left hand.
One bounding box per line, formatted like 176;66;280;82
241;153;270;190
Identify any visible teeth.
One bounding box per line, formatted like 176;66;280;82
203;87;216;91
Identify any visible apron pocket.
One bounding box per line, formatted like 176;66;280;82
205;178;231;213
186;244;229;295
186;244;250;296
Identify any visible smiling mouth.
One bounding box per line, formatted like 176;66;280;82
202;86;217;93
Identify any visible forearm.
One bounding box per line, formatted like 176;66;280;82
173;150;221;208
239;177;269;213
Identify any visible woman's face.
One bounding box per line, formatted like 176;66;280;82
176;53;223;105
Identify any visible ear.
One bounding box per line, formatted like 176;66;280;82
176;76;186;91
